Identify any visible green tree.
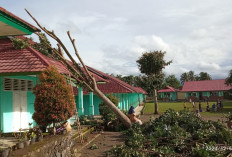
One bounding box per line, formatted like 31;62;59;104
163;74;181;89
33;66;75;132
181;71;212;84
180;71;196;84
32;33;54;58
136;51;172;114
115;75;135;86
196;72;212;80
180;72;189;85
11;33;58;59
122;75;135;86
134;75;151;95
225;69;232;86
188;71;195;81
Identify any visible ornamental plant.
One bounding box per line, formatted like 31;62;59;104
33;66;75;132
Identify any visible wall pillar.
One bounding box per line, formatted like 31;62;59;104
117;94;121;109
89;92;94;115
121;94;124;110
125;94;129;111
78;87;84;115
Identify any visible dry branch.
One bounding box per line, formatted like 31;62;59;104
26;9;132;128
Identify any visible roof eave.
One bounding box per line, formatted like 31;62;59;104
0;7;40;36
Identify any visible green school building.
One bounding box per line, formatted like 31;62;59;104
0;7;147;133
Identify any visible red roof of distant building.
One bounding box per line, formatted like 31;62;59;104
0;7;40;32
0;38;69;74
158;86;177;93
181;79;232;92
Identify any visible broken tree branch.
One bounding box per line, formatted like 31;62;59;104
26;9;132;128
67;31;94;84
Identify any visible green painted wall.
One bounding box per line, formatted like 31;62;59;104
185;91;225;100
160;92;177;101
170;92;176;101
74;92;144;116
0;74;145;132
0;75;37;133
202;92;210;97
219;91;223;96
0;78;13;132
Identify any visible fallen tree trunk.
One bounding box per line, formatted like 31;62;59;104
25;9;132;128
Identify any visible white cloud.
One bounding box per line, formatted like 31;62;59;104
197;62;220;71
132;35;170;53
2;0;232;80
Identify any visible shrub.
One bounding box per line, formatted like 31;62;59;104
33;66;75;132
99;94;119;129
110;109;232;156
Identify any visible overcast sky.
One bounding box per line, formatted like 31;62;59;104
1;0;232;79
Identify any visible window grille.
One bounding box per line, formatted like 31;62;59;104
13;79;20;91
27;80;33;91
20;80;27;91
4;78;33;91
4;78;12;91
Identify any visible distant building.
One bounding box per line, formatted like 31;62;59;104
181;79;232;101
158;79;232;102
158;86;180;101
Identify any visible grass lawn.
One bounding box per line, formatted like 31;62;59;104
143;100;232;116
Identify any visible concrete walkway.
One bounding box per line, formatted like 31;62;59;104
0;137;17;150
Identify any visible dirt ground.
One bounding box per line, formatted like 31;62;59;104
78;113;228;157
79;131;125;157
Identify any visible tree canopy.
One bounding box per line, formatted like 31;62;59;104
225;69;232;86
163;74;181;89
196;72;212;81
136;51;172;76
180;71;212;84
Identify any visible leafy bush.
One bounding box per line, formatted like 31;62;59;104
33;66;75;132
99;94;118;125
110;109;232;156
12;38;29;49
99;94;126;131
11;33;54;58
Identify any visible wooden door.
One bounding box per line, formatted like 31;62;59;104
13;91;28;131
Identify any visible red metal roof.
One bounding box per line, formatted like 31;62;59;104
72;67;147;95
158;86;177;93
0;38;147;95
181;79;232;92
0;38;69;74
87;66;145;93
0;7;40;32
134;87;148;95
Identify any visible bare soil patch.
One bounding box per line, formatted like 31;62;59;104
79;131;125;157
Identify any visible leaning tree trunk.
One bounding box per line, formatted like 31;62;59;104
94;87;131;128
154;89;158;114
25;9;132;128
